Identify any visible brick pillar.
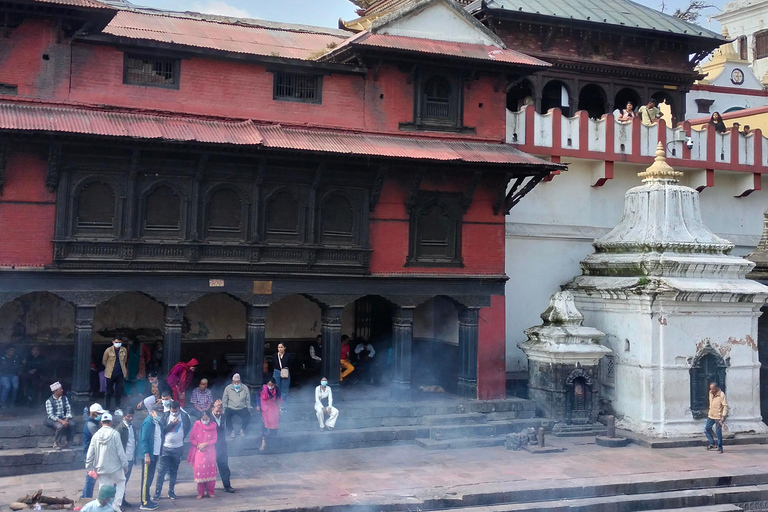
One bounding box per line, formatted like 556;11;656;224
321;306;343;391
458;308;479;399
390;307;414;401
244;305;267;387
163;305;184;376
72;306;95;402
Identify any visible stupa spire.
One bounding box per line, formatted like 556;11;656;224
637;142;683;182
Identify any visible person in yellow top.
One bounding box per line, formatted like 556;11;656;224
705;382;728;453
103;338;128;413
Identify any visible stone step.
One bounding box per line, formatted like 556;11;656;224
430;484;768;512
428;419;546;440
415;435;507;450
643;506;744;512
0;447;82;477
422;413;488;426
486;410;536;421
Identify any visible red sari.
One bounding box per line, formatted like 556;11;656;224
187;420;218;483
166;358;198;407
260;385;282;430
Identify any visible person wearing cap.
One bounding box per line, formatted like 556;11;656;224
44;381;74;449
82;403;105;499
86;412;129;512
210;400;234;493
221;373;251;439
103;338;128;413
81;484;117;512
138;402;164;510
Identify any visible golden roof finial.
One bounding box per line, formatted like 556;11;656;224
637;142;683;182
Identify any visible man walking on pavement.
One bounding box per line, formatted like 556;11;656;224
211;399;234;493
153;400;190;501
705;382;729;454
82;403;105;499
114;409;137;508
86;412;129;512
103;338;128;414
138;402;164;511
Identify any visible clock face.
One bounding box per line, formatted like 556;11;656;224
731;68;745;85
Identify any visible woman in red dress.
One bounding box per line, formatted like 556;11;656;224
258;378;282;451
187;412;218;499
166;358;198;407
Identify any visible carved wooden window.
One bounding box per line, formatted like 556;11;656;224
76;181;116;234
417;74;460;128
689;349;727;419
273;72;322;104
407;192;462;266
739;36;748;61
124;54;180;89
320;195;354;245
144;185;180;234
756;31;768;59
206;188;242;237
265;190;300;242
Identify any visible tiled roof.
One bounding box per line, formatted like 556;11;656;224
321;31;550;67
26;0;114;9
0;101;561;168
470;0;725;40
102;10;349;60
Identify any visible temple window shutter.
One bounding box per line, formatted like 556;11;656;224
76;181;116;232
144;186;180;232
207;188;242;236
265;190;300;241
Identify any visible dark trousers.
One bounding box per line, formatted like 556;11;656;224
216;447;231;489
154;446;183;495
105;374;124;410
705;418;723;450
141;459;157;506
44;418;75;445
82;473;96;499
226;408;251;434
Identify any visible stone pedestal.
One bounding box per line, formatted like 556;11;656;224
565;143;768;437
519;291;610;425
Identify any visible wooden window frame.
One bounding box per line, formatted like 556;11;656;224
273;72;323;104
406;191;463;267
755;30;768;60
414;72;462;130
123;53;181;90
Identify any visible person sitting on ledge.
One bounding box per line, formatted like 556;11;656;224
314;377;338;431
44;381;74;449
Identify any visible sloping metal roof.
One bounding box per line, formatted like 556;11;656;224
472;0;724;40
102;10;349;60
24;0;114;9
0;101;560;168
321;31;549;67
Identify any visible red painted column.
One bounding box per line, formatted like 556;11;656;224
477;295;506;400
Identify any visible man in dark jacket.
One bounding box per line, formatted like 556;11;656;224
152;401;190;501
114;409;137;508
211;400;234;493
82;403;105;499
138;403;163;511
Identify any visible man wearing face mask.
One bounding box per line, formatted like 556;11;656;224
135;373;161;411
138;402;164;511
114;409;137;509
211;400;234;493
82;403;105;499
221;374;251;439
314;378;339;431
85;412;129;512
153;400;190;501
103;338;128;413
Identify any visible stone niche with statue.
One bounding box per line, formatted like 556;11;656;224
564;143;768;437
519;291;610;432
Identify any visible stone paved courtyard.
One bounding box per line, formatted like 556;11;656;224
3;437;768;512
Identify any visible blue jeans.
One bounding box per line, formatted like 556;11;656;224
0;375;19;406
273;369;290;404
705;418;723;450
82;473;96;498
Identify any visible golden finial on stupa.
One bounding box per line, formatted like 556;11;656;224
637;142;683;181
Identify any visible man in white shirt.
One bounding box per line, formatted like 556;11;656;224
114;409;136;509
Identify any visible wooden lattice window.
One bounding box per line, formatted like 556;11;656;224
407;192;462;266
755;30;768;59
76;182;115;232
418;74;460;128
124;54;180;89
207;189;242;236
739;36;748;61
273;72;322;104
144;186;180;233
265;190;300;242
321;195;354;245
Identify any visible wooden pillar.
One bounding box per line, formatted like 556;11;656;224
72;306;95;402
244;305;268;387
321;306;343;391
458;307;479;399
163;305;184;376
390;307;414;401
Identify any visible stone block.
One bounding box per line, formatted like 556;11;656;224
595;435;630;448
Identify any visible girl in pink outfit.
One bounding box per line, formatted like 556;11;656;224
258;378;282;451
187;412;218;499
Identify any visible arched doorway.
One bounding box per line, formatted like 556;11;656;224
541;80;571;116
506;80;534;112
613;88;642;114
342;295;395;387
578;84;608;119
413;296;460;394
689;345;727;419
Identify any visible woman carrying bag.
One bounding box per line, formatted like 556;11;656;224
272;343;294;411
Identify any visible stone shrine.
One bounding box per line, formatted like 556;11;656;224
519;291;609;426
565;143;768;437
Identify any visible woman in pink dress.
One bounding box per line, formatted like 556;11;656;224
187;412;218;499
258;378;282;451
166;358;197;407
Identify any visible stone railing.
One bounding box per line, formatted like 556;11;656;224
506;106;766;196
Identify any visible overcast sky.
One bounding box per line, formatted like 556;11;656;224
129;0;727;30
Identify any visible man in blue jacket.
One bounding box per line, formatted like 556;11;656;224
82;403;104;499
138;402;164;511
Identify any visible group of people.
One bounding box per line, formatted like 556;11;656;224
708;112;751;135
0;344;47;408
310;334;379;385
614;99;664;126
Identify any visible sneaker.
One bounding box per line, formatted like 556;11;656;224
168;491;178;500
224;487;235;493
718;448;724;453
139;503;158;511
239;430;246;438
122;500;133;508
230;431;235;439
151;494;160;502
